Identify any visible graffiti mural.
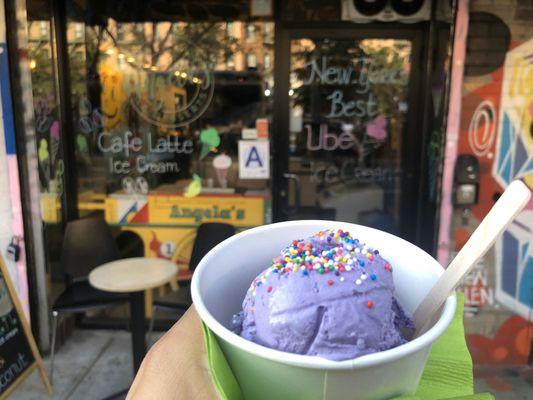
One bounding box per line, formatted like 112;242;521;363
495;211;533;320
493;39;533;188
492;39;533;321
454;15;533;365
468;100;497;158
467;315;533;365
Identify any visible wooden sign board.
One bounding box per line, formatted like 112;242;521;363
0;256;52;399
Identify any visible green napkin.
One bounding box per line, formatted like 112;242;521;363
202;293;493;400
201;322;244;400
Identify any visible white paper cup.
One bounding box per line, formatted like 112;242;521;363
192;221;457;400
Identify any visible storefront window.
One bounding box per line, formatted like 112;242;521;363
246;24;256;41
26;3;65;284
287;37;413;235
246;52;257;69
264;53;271;70
57;4;275;263
227;54;235;70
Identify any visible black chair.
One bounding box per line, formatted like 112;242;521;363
148;223;236;336
49;217;143;384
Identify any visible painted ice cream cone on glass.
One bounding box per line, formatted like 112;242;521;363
50;120;60;168
38;138;50;186
213;153;232;188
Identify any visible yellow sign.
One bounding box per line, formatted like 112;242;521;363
149;195;266;227
40;195;60;223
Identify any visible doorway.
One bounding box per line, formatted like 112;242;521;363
273;26;424;244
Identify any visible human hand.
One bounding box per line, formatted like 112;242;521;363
127;306;221;400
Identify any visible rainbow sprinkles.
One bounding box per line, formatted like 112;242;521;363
248;228;393;297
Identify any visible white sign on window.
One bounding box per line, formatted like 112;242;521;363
250;0;273;17
238;140;270;179
242;128;258;139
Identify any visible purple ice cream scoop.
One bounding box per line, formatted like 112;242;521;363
231;229;414;361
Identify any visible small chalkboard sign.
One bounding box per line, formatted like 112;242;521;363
0;255;52;399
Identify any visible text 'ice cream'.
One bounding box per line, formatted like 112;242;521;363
231;229;414;361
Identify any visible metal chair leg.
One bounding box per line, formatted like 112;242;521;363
49;310;59;386
147;305;158;345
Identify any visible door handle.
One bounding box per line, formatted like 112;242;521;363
283;173;301;216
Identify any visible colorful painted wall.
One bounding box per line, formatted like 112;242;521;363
451;0;533;374
0;0;29;317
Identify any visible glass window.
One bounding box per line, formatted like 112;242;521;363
26;4;66;289
227;54;235;70
263;23;273;41
287;37;413;235
39;21;48;37
61;4;275;268
246;24;256;41
74;23;84;40
246;52;257;69
264;53;271;70
226;22;234;37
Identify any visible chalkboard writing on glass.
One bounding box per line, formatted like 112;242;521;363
0;256;52;399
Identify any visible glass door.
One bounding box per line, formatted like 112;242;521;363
275;28;422;242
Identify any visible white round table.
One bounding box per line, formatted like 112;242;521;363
89;257;177;373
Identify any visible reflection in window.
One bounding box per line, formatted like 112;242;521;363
227;54;235;70
288;37;413;233
74;23;84;40
264;23;273;42
246;52;257;69
264;53;271;70
246;24;255;40
39;21;48;37
226;22;234;37
26;11;66;287
60;17;274;202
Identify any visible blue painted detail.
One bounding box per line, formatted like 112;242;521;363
501;156;512;185
518;256;533;308
497;113;512;170
0;44;17;155
520;242;529;262
502;230;518;297
521;157;533;176
119;203;138;224
522;157;533;174
513;134;527;177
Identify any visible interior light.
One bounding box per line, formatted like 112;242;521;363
264;89;271;96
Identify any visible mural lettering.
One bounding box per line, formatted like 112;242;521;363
463;268;494;315
468;100;497;157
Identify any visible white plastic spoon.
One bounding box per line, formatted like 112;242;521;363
412;180;531;337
